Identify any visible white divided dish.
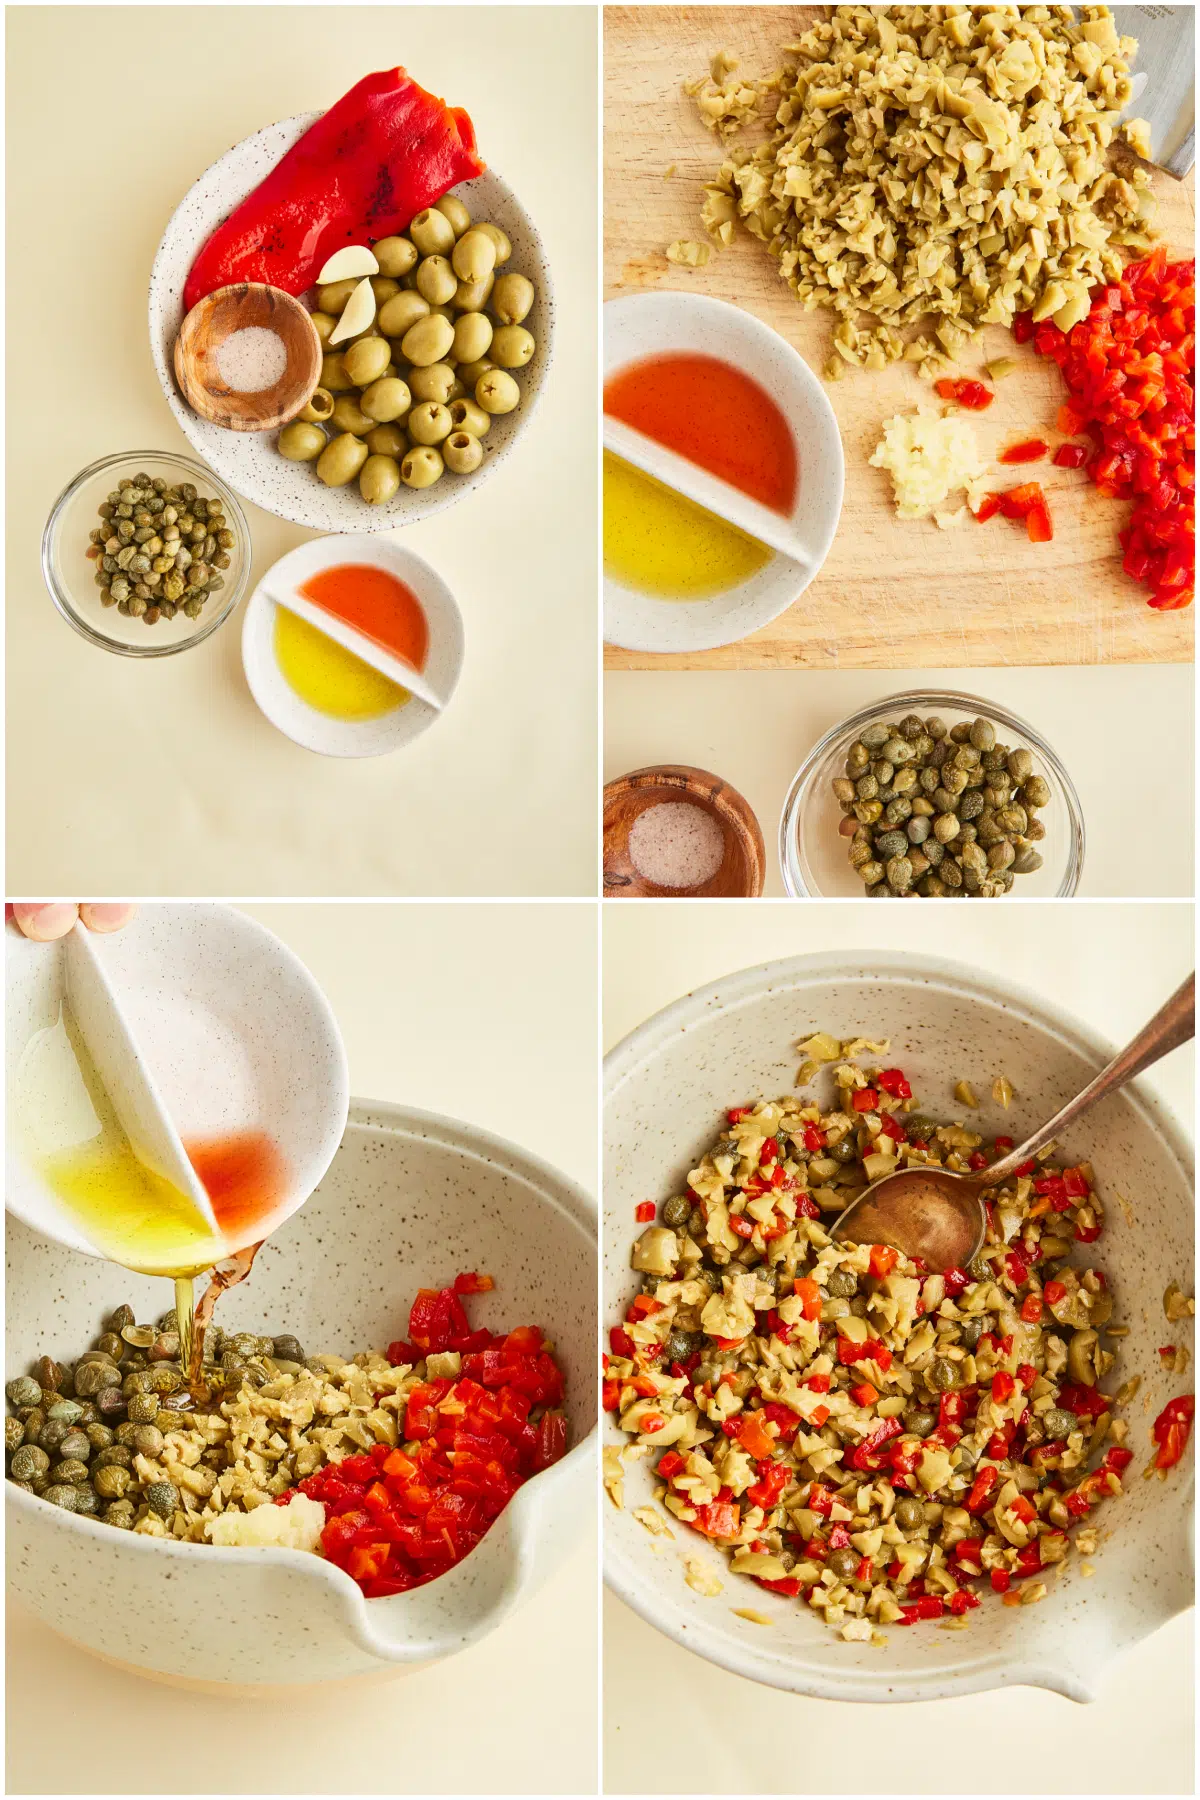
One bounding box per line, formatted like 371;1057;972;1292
8;1099;597;1686
603;292;844;653
5;904;349;1262
241;534;465;757
604;950;1194;1702
149;115;554;532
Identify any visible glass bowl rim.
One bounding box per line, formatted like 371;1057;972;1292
778;686;1086;899
41;448;251;658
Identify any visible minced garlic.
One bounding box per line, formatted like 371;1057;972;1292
869;408;989;526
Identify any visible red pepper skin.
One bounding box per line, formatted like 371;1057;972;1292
183;69;485;309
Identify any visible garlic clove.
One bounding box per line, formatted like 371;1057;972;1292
328;278;377;345
316;245;380;285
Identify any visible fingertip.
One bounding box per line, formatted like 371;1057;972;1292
79;903;138;934
12;903;81;941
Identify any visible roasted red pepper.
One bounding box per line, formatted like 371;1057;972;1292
183;68;485;310
999;439;1049;464
1152;1394;1195;1470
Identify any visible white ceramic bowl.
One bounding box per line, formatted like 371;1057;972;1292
8;1099;596;1687
241;535;464;757
603;292;843;653
149;115;554;532
6;904;348;1262
604;950;1194;1702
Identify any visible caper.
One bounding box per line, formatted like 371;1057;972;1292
904;1407;937;1437
9;1444;49;1482
661;1195;691;1229
6;1377;41;1409
894;1495;925;1530
958;1317;983;1349
1043;1407;1077;1439
829;1137;859;1165
826;1268;858;1297
827;1547;862;1581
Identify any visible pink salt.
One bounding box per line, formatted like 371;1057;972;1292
628;802;725;889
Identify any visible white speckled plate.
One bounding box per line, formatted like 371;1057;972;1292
604;950;1194;1702
604;292;844;653
149;114;554;532
8;1099;597;1686
6;904;349;1262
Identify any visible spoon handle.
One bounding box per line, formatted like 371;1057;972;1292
985;972;1195;1186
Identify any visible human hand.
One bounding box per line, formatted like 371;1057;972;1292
9;903;137;941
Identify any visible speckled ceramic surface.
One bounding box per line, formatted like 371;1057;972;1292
7;1099;597;1686
604;950;1194;1703
603;293;844;653
6;905;348;1261
149;114;555;532
241;534;465;757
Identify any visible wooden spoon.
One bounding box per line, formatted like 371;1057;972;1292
832;973;1195;1272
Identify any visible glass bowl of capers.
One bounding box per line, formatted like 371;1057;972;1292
779;689;1085;899
41;450;250;656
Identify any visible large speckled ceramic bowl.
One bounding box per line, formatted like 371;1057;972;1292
8;1100;596;1687
149;114;554;532
604;950;1193;1702
603;293;843;653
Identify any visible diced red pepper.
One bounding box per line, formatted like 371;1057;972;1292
967;1466;999;1514
990;1568;1011;1593
1000;439;1049;464
974;493;1003;523
878;1113;907;1144
1043;1280;1067;1307
1053;442;1088;469
609;1326;635;1360
935;378;993;409
727;1106;752;1124
635;1202;656;1223
850;1382;879;1408
728;1412;776;1460
1152;1394;1195;1470
942;1266;970;1298
992;1371;1016;1405
852;1088;879;1113
868;1244;899;1279
793;1277;822;1321
452;1272;494;1295
803;1124;826;1153
760;1137;780;1164
1058;1383;1112;1420
1020;1294;1044;1324
877;1069;912;1099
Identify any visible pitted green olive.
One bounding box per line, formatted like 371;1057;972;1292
319;352;356;394
489;324;535;369
359;454;402;506
317;278;361;315
408;401;452;446
277;421;327;461
309;312;338;347
369;276;400;306
491;272;535;325
443;431;483;475
476;368;520;414
372;235;418;278
453;273;495;313
451;227;497;285
453;312;493;365
448;398;491;438
435;194;471;238
329;396;378;437
315;432;369;487
343;336;392;387
409;208;456;257
378;291;430;338
473;221;511;265
456;357;494;388
408;363;458;405
415;255;458;307
359;376;411;424
365;423;408;457
401;314;455;368
400;446;444;489
298;387;335;424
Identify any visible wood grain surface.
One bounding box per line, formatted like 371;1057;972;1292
604;5;1195;670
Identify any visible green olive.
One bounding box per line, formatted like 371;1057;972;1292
408;363;458;405
453;312;493;365
315;433;369;488
409;208;456;257
490;324;535;369
379;291;431;339
309;311;338;347
894;1496;925;1531
491;272;535;325
401;314;455;368
330;396;378;437
298;387;335;424
448;398;491;438
476;368;520;414
317;278;361;316
452;227;497;285
320;352;356;394
415;254;458;307
358;454;402;506
435;194;471;238
372;236;418;279
365;423;408;457
369;276;400;306
343;336;392;388
456;357;494;388
453;273;495;313
400;446;444;489
827;1547;861;1581
408;401;452;446
360;376;411;424
277;421;327;461
474;221;511;266
443;431;483;475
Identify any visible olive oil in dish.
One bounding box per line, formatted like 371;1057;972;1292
603;452;772;600
272;562;432;721
14;1003;284;1388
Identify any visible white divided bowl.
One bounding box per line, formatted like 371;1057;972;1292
242;535;465;757
603;292;844;653
6;904;348;1262
149;115;554;531
604;950;1194;1702
7;1100;597;1686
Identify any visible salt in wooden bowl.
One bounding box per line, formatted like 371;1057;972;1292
603;765;765;898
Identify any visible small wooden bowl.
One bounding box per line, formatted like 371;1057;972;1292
603;765;765;898
173;284;322;432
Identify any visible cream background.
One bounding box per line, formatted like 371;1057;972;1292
603;901;1194;1796
605;666;1195;897
7;901;598;1796
6;8;598;897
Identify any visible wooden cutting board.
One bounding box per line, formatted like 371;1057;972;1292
604;5;1195;670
